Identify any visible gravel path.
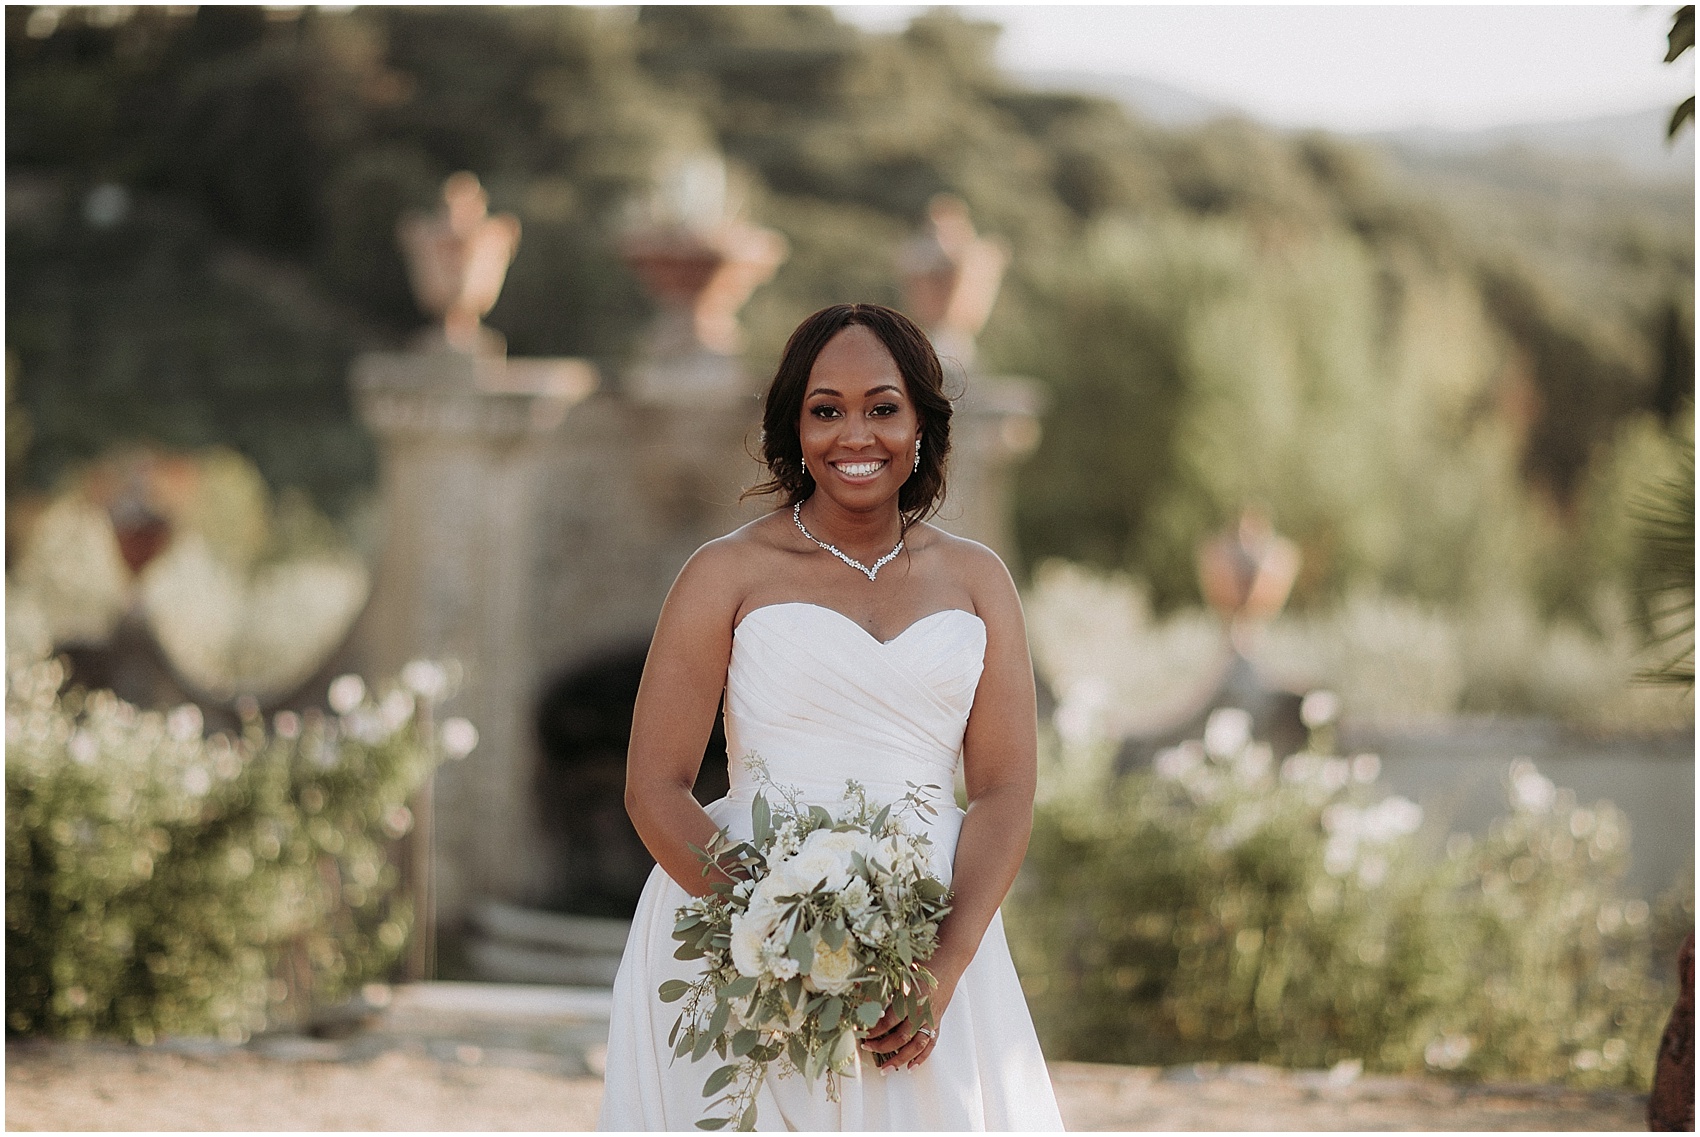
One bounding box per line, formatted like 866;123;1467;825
6;1044;1650;1131
3;983;1650;1132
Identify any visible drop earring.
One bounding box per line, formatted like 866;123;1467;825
913;437;922;472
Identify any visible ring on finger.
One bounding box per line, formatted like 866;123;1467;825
915;1026;937;1043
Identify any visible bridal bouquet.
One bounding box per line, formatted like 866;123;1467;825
661;755;954;1131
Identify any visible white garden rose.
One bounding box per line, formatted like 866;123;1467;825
730;898;784;977
808;938;862;995
749;873;794;910
872;833;911;874
779;828;876;894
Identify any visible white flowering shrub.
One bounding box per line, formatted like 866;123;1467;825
1006;710;1680;1088
1024;560;1693;731
5;656;473;1044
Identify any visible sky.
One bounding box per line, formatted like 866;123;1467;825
833;4;1695;133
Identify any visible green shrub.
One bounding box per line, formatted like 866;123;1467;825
5;657;469;1044
1007;710;1681;1088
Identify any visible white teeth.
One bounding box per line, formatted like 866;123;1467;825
834;461;884;477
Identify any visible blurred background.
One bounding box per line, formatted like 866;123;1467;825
5;2;1693;1100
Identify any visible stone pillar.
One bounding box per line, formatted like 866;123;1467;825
898;195;1042;566
351;350;595;923
935;377;1044;566
530;160;785;687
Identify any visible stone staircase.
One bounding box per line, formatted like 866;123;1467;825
463;901;631;987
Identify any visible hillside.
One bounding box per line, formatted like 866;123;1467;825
6;5;1691;622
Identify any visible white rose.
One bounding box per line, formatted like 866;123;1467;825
783;829;875;894
749;874;794;910
807;938;862;996
872;833;911;874
730;899;783;978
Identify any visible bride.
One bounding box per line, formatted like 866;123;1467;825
598;303;1064;1131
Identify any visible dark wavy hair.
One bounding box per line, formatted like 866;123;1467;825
746;303;952;529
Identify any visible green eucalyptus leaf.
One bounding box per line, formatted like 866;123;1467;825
822;919;845;951
660;979;692;1003
856;999;883;1027
787;929;812;972
730;1028;760;1057
752;795;771;844
695;1117;728;1130
702;1063;739;1096
819;996;843;1031
708;997;731;1038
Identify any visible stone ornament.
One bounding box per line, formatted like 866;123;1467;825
898;194;1010;368
397;172;522;355
1197;509;1301;654
619;154;788;400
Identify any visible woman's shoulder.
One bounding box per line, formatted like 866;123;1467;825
671;511;794;595
911;522;1009;576
910;523;1019;605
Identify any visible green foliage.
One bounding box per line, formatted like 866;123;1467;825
5;196;378;517
1630;423;1695;686
1006;721;1681;1088
5;657;451;1043
5;4;1692;625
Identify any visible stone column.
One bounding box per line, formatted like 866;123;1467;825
351;350;595;924
898;196;1042;567
530;158;783;690
935;376;1044;567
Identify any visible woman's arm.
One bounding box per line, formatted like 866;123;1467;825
623;542;745;897
864;542;1039;1068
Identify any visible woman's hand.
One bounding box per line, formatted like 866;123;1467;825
860;963;961;1072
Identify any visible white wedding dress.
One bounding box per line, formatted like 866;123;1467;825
598;602;1064;1131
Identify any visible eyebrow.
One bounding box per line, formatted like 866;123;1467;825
805;384;904;399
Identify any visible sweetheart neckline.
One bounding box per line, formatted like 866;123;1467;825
734;601;985;647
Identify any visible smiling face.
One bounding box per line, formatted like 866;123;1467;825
798;325;919;508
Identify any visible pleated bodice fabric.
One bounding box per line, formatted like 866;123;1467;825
598;603;1064;1131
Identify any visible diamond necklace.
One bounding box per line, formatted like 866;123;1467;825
793;501;904;581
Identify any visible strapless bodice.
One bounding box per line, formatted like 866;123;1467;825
719;602;986;815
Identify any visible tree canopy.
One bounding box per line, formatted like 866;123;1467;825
6;5;1692;621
